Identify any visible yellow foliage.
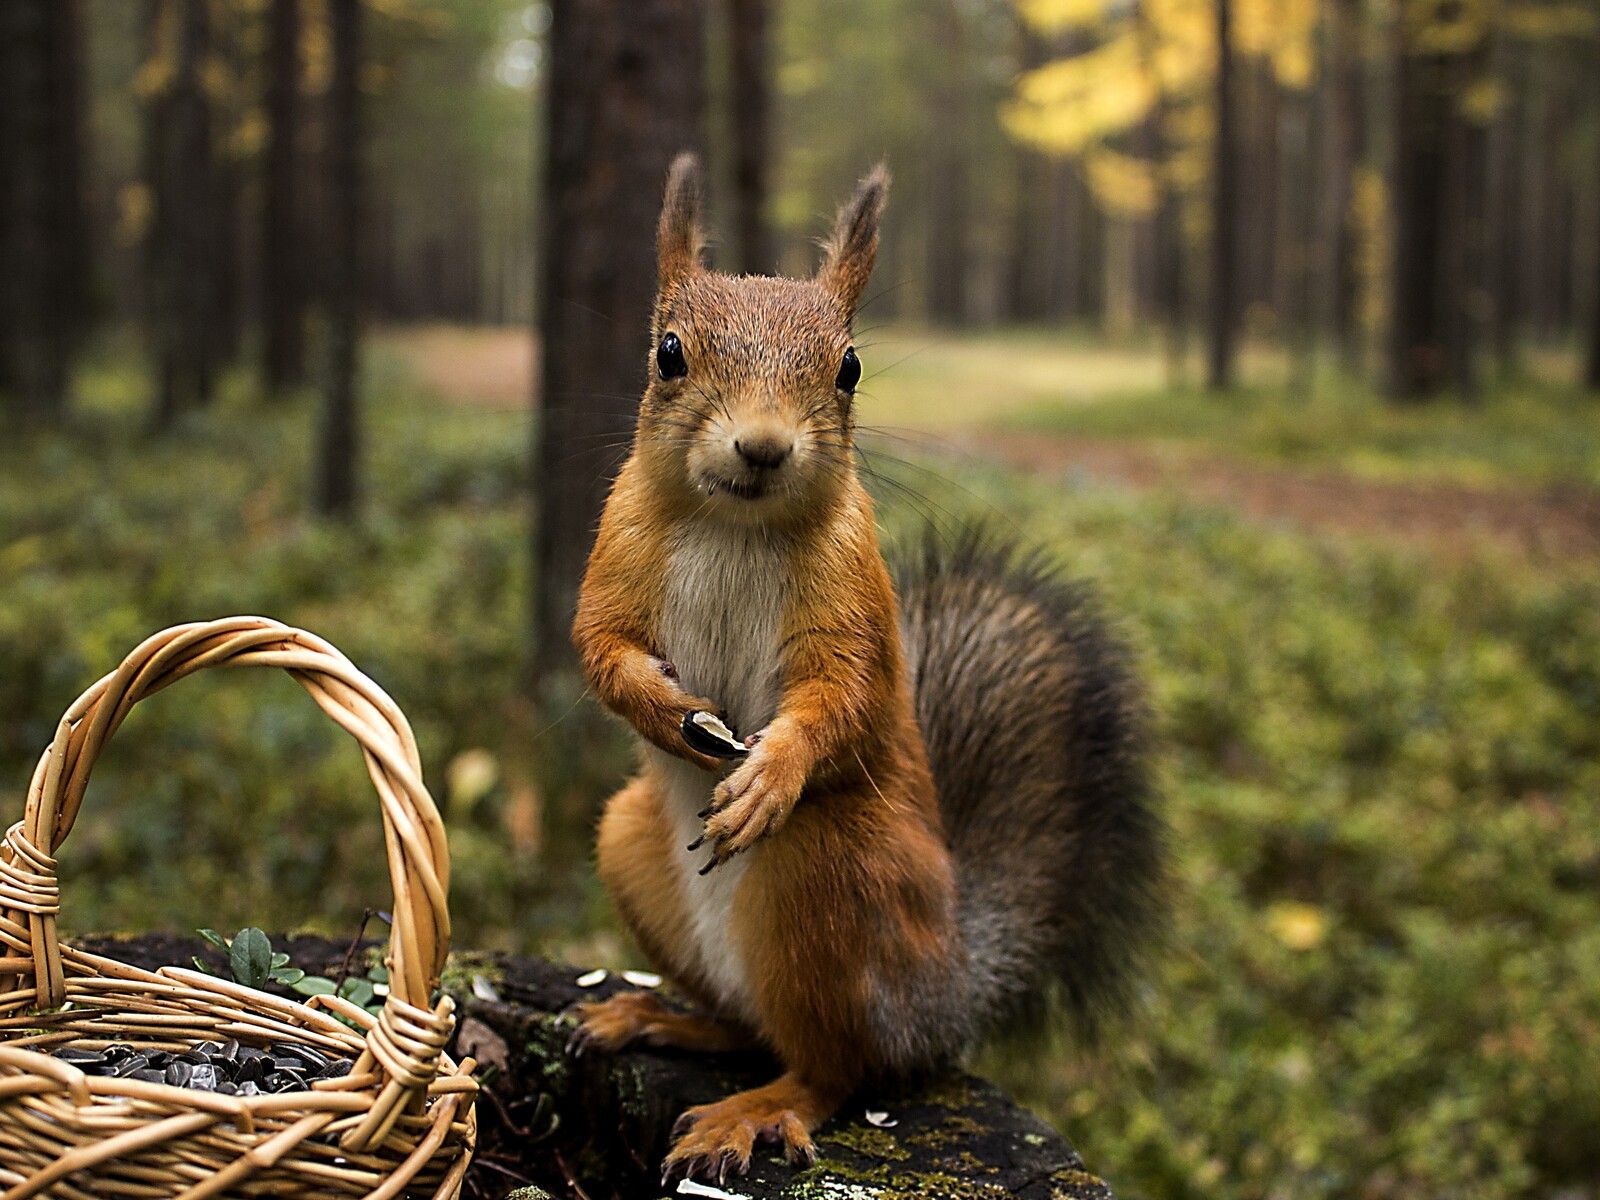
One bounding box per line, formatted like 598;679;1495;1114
1503;0;1598;39
1006;35;1157;154
1086;147;1160;216
1237;0;1320;88
1266;902;1328;951
1460;77;1506;124
230;110;268;158
1017;0;1112;33
116;183;154;249
1405;0;1490;54
302;0;332;92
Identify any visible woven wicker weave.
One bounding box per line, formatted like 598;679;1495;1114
0;617;477;1198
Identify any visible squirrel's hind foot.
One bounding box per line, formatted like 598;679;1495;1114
566;990;751;1057
663;1074;832;1183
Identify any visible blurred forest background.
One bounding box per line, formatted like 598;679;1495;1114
4;0;1600;1197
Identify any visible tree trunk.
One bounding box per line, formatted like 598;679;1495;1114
263;0;304;395
316;0;362;518
530;0;706;687
1002;19;1049;323
150;0;218;429
1324;0;1364;368
1588;36;1600;391
727;0;772;275
1487;32;1521;377
923;0;967;325
1206;0;1238;390
1134;0;1186;383
0;0;84;423
1387;10;1456;400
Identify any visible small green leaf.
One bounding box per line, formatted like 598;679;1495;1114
196;928;230;951
339;977;376;1007
191;956;215;975
270;952;291;969
292;975;337;997
367;965;388;984
229;927;273;990
270;967;306;986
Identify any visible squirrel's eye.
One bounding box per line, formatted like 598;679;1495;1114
836;347;861;393
657;333;687;380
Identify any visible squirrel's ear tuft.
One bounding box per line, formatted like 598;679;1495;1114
658;152;706;293
817;163;890;318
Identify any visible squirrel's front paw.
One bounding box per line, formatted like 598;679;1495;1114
693;748;804;872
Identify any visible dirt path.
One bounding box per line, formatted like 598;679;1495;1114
973;432;1600;561
380;325;1600;561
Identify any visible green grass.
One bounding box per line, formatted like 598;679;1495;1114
4;334;1600;1199
855;326;1600;488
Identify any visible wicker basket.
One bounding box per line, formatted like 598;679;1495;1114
0;617;477;1199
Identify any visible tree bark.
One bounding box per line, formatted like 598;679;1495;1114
316;0;362;518
530;0;706;687
1134;0;1186;383
1206;0;1239;390
1588;36;1600;391
263;0;305;395
1386;9;1461;400
0;0;85;423
150;0;218;429
727;0;772;275
923;0;968;325
1323;0;1364;368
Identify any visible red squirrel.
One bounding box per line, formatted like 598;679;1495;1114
569;155;1164;1183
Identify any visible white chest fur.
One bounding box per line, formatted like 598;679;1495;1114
650;525;788;1022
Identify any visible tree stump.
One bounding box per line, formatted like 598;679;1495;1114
79;934;1116;1200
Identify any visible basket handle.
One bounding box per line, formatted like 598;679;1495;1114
0;617;455;1120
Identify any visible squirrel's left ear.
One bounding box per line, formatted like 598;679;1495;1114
817;164;890;319
657;152;706;296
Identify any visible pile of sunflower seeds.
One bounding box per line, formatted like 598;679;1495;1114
46;1039;353;1095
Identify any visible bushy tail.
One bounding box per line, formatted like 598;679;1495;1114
893;526;1166;1042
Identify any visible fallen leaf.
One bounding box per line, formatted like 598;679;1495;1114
456;1015;509;1075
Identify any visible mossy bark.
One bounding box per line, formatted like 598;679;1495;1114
83;934;1115;1200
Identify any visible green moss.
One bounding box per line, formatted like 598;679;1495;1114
438;950;503;1001
818;1124;911;1161
904;1111;986;1151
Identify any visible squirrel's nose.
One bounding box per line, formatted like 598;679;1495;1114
734;435;792;470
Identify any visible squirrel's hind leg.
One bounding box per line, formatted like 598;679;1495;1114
663;1071;843;1183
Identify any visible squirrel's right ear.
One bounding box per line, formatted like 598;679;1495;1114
657;153;706;294
817;164;890;319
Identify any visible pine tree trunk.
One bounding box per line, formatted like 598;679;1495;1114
0;0;82;422
923;0;968;325
727;0;772;275
263;0;304;395
1324;0;1364;368
1206;0;1238;390
47;0;91;360
316;0;362;518
1587;36;1600;392
530;0;706;686
1387;13;1453;400
1487;33;1521;376
150;0;218;429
